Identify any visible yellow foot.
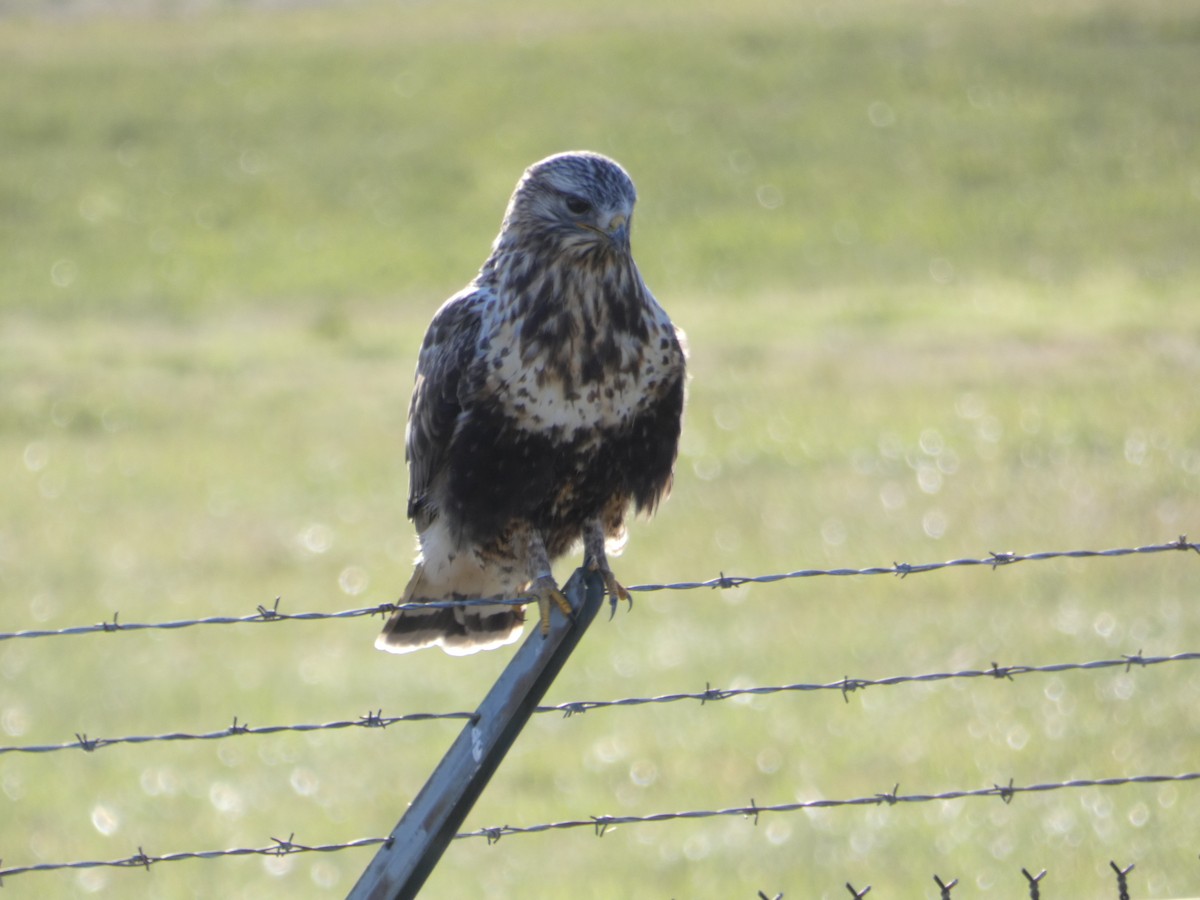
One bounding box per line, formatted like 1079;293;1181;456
525;575;573;636
587;558;633;619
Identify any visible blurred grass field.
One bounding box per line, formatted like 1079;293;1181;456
2;0;1200;896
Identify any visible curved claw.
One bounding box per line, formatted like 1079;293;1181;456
524;575;573;636
587;561;632;620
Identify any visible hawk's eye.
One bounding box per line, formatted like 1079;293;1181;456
564;195;593;216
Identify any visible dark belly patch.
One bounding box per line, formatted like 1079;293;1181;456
439;377;682;554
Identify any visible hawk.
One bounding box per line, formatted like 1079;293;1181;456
376;151;687;655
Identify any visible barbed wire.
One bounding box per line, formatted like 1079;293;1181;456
0;835;389;882
2;537;1197;887
0;537;1195;643
0;599;394;643
457;772;1200;842
541;649;1200;715
629;535;1199;590
1;772;1195;882
2;649;1196;757
0;710;472;756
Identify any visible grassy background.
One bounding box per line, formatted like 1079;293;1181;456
2;0;1199;897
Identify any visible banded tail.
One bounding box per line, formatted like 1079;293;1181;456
375;524;527;656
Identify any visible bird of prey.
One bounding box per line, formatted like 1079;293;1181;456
376;151;687;655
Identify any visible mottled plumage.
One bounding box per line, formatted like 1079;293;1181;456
376;151;686;655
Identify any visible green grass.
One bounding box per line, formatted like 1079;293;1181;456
2;0;1200;897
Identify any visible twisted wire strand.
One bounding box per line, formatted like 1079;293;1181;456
2;651;1195;756
2;772;1196;880
628;536;1200;591
458;772;1200;841
1;537;1195;643
0;835;389;880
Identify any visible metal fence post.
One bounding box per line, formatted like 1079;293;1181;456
346;567;605;900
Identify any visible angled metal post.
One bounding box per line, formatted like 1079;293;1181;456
346;567;605;900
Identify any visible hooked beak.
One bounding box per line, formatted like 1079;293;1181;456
605;213;630;248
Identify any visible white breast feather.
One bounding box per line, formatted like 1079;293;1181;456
482;318;670;435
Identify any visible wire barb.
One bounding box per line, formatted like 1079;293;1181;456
1110;860;1134;900
745;798;760;826
1021;867;1046;899
839;677;863;702
875;784;901;806
995;779;1016;804
933;874;958;898
700;682;728;704
989;662;1013;680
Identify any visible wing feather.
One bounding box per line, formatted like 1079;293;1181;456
405;287;487;528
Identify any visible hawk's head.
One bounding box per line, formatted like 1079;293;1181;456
499;151;638;257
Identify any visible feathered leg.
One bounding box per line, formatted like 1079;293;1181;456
524;529;573;635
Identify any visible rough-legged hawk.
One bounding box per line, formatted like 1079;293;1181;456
376;151;687;655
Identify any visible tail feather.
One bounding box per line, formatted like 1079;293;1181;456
375;533;529;656
375;603;524;656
